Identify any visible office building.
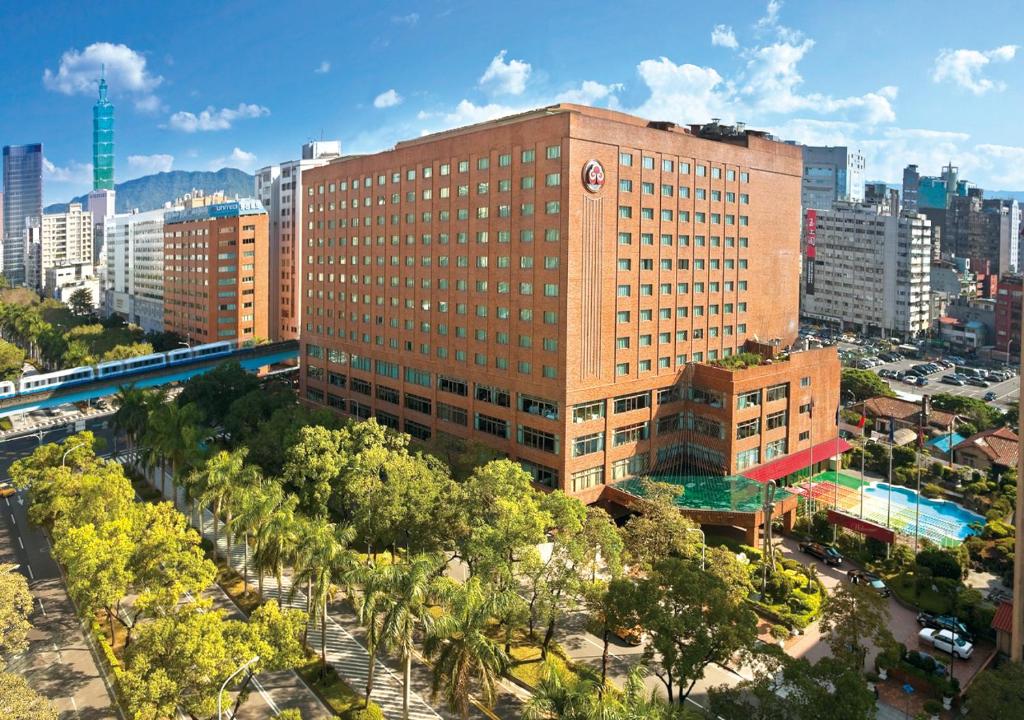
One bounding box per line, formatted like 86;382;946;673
297;104;847;500
36;203;94;293
256;140;342;341
93;69;114;191
902;165;920;214
163;199;269;344
995;273;1023;361
44;263;99;308
104;206;177;333
801;201;932;338
800;145;865;211
2;143;43;284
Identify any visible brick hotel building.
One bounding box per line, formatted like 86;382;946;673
299;104;841;502
163;199;269;344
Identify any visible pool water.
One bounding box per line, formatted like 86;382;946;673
861;482;984;542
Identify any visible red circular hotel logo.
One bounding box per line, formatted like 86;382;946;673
582;159;605;192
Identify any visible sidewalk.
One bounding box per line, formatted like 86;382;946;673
136;457;448;720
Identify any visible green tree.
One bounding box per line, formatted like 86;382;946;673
252;494;300;604
177;361;260;427
228;478;282;594
424;577;514;720
184;448;251;557
290;518;358;672
112;384;150;456
620;481;704;571
819;583;894;671
367;554;441;719
0;671;58;719
282;425;344;519
0;563;33;665
965;662;1024;720
931;393;1004;431
67;288;95;317
841;368;895;401
0;339;25;381
101;342;155;361
146;401;204;504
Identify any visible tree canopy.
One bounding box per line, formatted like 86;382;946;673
841;368;895;401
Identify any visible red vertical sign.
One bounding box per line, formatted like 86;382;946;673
804;209;817;295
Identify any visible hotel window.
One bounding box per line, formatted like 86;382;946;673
711;167;722;179
695;212;706;223
614;422;649;446
736;418;760;440
661;184;674;197
545;201;560;214
615;363;629;376
573;432;604;457
477;157;489;170
438;403;468;426
619;152;632;166
545;173;561;187
521;176;535;190
765;438;787;460
740;171;750;182
641;208;654;220
614;391;651;413
475;383;510;407
572;400;605;423
518;425;559;454
766;410;787;431
696;165;706;177
404;393;432;415
800;376;812;387
612;454;649;481
620;179;633;192
617;285;631;297
737;389;762;409
799;430;810;441
619;206;632;219
376;385;399;405
641;182;654;194
572;466;604;492
766;383;788;401
736;447;760;471
618;232;632;245
438;375;468;396
642;156;655;170
522;149;535;163
546;145;561;159
616;311;630;323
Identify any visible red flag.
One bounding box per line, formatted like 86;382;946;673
918;429;925;449
856;414;866;429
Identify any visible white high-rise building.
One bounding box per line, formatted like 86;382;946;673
256;140;341;341
801;146;866;211
38;202;93;293
103;205;176;333
87;188;116;266
801;202;932;338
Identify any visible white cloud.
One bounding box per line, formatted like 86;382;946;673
211;147;257;172
711;24;738;49
133;95;163;114
932;45;1018;94
441;99;529;126
43;42;163;97
392;13;419;25
373;89;403;108
632;57;738;123
554;80;623;107
314;61;331;74
479;50;532;96
126;154;174;177
42;158;93;184
167;103;270;132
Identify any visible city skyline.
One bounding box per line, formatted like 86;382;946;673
3;0;1023;204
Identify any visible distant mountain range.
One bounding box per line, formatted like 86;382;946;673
44;168;256;214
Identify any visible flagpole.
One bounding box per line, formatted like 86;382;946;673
833;404;840;543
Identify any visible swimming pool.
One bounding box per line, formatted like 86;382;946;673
861;482;984;542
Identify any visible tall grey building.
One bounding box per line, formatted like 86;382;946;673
800;146;865;211
902;164;920;214
801;202;932;338
2;144;43;285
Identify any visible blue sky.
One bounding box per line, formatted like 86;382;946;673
3;0;1023;203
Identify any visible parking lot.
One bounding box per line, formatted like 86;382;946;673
837;342;1019;410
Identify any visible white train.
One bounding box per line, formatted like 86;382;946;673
9;340;239;398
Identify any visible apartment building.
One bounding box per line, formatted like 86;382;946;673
294;104;840;500
801;202;932;339
104;206;175;332
163;199;268;344
800;145;865;211
35;203;94;293
256;140;342;341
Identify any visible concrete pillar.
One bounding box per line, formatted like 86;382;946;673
783;508;797;533
745;523;759;547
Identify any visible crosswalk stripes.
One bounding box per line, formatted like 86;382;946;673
134;462;443;720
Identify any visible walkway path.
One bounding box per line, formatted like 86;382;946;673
135;457;446;720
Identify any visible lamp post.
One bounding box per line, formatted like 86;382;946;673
217;655;259;720
846;390;865;520
61;441;88;468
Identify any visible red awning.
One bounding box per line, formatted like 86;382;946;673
992;601;1013;634
741;437;852;483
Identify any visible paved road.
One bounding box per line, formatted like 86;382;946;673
0;425;118;720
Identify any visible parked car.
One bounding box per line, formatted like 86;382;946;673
941;375;966;386
967;377;990;388
855;360;873;369
903;375;921;385
985;391;998;402
916;613;974;641
0;481;15;498
848;570;891;596
935;359;952;368
798;542;843;565
918;628;974;660
878;369;895;379
947;355;966;365
915;377;930;387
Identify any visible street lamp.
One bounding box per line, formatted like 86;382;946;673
217;655;259;720
61;440;88;468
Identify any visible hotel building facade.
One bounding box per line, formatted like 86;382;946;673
299;104;839;501
163;199;269;344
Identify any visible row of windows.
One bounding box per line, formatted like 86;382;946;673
618;153;750;183
618;207;751;225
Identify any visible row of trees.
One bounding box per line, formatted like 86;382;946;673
1;561;57;719
9;433;308;720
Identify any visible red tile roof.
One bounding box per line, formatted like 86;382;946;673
862;396;956;430
953;426;1020;468
992;601;1013;634
742;437;852;483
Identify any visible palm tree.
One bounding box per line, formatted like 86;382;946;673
252;494;300;601
146;401;204;504
371;554;442;720
112;385;148;458
185;448;249;557
424;577;514;720
291;518;358;674
228;479;281;594
523;662;601;720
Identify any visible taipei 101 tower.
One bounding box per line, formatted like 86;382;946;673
92;65;114;190
87;65;115;262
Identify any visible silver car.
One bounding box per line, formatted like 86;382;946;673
918;628;973;660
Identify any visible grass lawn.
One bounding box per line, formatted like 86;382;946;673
296;654;370;716
214;559;264;616
886;572;952;614
502;630;599;690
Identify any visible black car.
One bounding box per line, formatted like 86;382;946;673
917;612;973;641
798;541;843;565
848;570;891;596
